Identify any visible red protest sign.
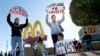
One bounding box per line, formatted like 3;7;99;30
46;3;65;14
48;10;64;14
9;6;28;17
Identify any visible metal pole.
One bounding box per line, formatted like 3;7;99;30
6;40;8;53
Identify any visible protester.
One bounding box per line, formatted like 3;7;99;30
57;33;65;56
7;13;28;56
0;51;3;56
76;41;82;53
8;51;12;56
83;32;94;51
73;39;78;52
36;37;45;56
5;52;7;56
46;7;65;54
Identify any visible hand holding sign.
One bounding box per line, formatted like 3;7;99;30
9;6;28;17
46;3;65;14
63;6;65;15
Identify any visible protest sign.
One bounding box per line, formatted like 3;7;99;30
9;6;28;17
55;40;75;55
46;3;65;14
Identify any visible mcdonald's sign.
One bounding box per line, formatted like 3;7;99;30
88;26;96;33
23;20;47;43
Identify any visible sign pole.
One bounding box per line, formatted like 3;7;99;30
6;40;8;53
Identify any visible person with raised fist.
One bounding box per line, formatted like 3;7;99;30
46;7;65;55
7;13;28;56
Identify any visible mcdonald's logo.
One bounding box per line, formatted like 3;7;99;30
88;26;96;33
23;20;46;40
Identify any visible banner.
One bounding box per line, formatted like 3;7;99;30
55;40;75;55
9;6;28;17
46;3;64;14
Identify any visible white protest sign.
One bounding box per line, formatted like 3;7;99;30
55;40;75;55
46;3;64;14
9;6;28;17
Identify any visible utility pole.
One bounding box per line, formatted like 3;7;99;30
6;40;8;53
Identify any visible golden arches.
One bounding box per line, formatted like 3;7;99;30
88;26;96;33
23;20;45;40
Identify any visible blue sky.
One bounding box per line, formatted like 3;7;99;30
0;0;81;52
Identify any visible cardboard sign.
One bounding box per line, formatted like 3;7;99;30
55;40;75;55
46;3;64;14
9;6;28;17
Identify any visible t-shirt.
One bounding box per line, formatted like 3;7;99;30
83;35;92;42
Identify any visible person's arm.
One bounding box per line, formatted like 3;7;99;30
7;13;13;27
58;13;65;24
20;18;28;28
46;15;51;27
58;7;65;24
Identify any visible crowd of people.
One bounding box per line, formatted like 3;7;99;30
0;6;93;56
0;47;20;56
72;32;94;54
0;32;94;56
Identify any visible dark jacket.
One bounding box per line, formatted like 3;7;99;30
7;14;28;37
83;34;92;43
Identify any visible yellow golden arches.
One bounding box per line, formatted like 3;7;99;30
88;26;96;33
33;20;45;38
23;20;45;40
23;23;33;40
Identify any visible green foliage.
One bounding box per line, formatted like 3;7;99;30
70;0;100;26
